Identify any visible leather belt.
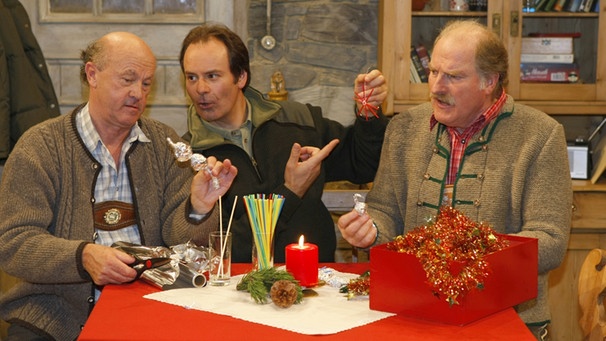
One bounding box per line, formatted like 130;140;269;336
94;201;136;231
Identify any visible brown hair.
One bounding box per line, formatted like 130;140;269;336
79;38;106;84
179;23;251;91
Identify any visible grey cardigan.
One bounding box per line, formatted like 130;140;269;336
367;95;572;324
0;106;218;340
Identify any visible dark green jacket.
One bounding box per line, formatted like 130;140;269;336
184;87;388;263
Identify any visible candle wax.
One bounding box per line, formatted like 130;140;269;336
285;242;319;287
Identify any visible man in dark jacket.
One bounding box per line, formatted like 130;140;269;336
179;23;388;263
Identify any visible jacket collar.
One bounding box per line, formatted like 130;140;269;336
187;86;282;150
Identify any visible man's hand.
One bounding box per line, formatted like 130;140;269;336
337;210;377;248
284;139;339;198
82;244;137;285
354;69;388;113
190;157;238;215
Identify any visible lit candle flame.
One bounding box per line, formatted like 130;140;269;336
298;235;305;248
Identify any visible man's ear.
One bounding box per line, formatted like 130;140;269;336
483;73;499;94
237;71;247;90
85;62;98;88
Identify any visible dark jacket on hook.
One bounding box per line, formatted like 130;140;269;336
0;0;60;160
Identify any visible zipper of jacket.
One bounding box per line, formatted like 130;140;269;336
250;156;263;182
249;130;263;182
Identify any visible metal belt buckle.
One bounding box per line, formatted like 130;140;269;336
104;208;122;225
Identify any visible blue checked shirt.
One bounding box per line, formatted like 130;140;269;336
76;104;151;247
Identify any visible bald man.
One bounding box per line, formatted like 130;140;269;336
0;32;237;340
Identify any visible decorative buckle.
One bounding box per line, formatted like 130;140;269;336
104;208;122;225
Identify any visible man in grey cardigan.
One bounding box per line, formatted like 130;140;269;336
0;32;237;340
338;20;572;340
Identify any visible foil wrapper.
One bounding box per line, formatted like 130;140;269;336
166;137;220;189
112;241;210;289
318;267;351;288
353;193;366;216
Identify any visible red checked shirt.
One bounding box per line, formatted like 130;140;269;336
431;90;507;185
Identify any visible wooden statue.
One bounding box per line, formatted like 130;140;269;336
267;71;288;101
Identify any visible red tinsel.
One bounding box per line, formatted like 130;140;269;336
341;271;370;300
386;206;509;306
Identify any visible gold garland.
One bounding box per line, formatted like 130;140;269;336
386;206;509;305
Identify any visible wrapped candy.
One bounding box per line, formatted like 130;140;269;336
167;137;220;189
353;193;366;216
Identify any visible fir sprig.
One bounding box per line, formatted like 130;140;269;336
236;267;303;304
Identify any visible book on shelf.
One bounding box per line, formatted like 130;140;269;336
541;0;559;11
520;63;580;83
521;37;573;54
566;0;583;11
520;53;574;63
415;44;431;78
534;0;551;11
579;0;592;11
552;0;569;11
410;46;428;83
527;32;581;38
410;59;421;84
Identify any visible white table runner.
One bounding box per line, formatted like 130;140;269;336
144;270;394;335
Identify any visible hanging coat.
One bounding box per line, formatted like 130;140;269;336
0;0;60;160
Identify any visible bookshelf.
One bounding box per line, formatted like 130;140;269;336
378;1;606;340
378;0;606;115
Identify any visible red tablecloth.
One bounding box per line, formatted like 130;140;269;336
78;263;535;340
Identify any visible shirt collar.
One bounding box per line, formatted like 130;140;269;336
202;99;253;139
429;89;507;131
76;103;151;153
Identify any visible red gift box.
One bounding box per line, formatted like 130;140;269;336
369;234;538;325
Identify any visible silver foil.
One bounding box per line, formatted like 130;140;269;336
112;241;210;290
166;137;220;189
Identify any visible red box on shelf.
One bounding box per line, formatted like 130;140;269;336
520;63;580;83
369;234;538;325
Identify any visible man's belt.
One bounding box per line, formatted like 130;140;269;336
94;201;136;231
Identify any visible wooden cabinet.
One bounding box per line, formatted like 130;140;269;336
378;2;606;340
378;0;606;115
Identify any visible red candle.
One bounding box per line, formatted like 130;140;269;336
285;235;319;287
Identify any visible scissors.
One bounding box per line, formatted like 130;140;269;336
130;256;171;280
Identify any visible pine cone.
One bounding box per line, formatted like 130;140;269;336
270;280;298;308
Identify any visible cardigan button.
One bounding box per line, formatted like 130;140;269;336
474;200;481;207
416;201;423;206
482;145;488;151
432;147;439;153
87;296;94;303
423;173;430;180
92;232;98;241
478;173;484;181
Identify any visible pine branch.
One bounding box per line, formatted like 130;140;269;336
237;268;303;304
